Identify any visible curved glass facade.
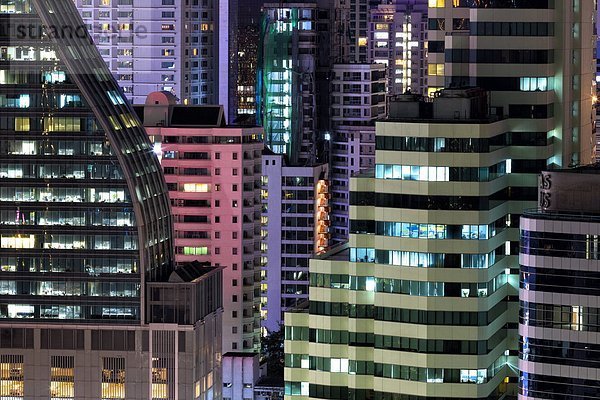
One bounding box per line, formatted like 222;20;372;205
520;212;600;399
0;0;173;323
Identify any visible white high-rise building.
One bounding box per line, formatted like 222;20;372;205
329;63;387;243
75;0;238;121
261;152;329;333
368;0;428;96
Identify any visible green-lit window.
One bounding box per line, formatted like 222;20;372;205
14;117;29;132
183;247;208;256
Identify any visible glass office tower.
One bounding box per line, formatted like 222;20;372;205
0;1;222;398
1;0;172;322
520;167;600;398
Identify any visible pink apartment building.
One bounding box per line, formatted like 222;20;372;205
136;92;262;354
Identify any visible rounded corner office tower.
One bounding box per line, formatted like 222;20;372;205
520;167;600;399
0;1;222;398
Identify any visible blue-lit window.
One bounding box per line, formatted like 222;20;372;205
43;70;66;84
0;94;29;108
59;94;83;108
520;77;550;91
350;248;375;263
107;90;125;106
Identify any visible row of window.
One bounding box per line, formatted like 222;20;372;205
350;218;505;240
286;327;506;356
0;353;129;399
300;383;506;400
520;372;600;400
0;66;66;83
0;187;129;204
162;135;262;145
306;355;506;385
350;187;538;210
520;302;600;332
350;247;499;269
447;76;555;93
0;209;135;228
0;139;112;156
520;336;600;369
470;22;554;36
0;234;137;251
0;93;87;109
0;46;57;62
374;161;507;182
0;281;139;298
521;265;600;297
446;49;553;64
309;301;507;326
375;133;549;152
310;272;506;298
0;116;85;133
451;0;552;7
0;163;124;180
0;256;136;274
0;304;138;321
521;230;600;260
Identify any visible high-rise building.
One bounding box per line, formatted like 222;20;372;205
236;0;264;121
283;2;596;398
428;0;596;169
368;0;428;96
596;34;600;161
520;167;600;398
285;90;517;399
136;92;263;354
258;1;331;165
261;151;329;333
75;0;238;122
0;1;222;398
344;0;375;63
221;353;260;400
329;63;387;243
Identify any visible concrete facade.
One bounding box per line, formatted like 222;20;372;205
368;0;428;96
329;63;387;243
138;92;263;354
222;353;260;400
261;153;329;333
75;0;238;121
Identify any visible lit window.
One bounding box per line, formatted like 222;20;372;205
14;117;29;132
183;247;209;256
0;235;34;249
0;355;23;398
50;356;74;399
520;77;550;92
102;358;125;399
183;183;210;193
107;90;125;105
152;358;168;399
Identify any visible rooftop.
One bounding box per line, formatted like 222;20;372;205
385;87;504;124
256;375;284;388
223;352;259;358
136;91;261;128
523;209;600;223
554;163;600;174
168;261;220;283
